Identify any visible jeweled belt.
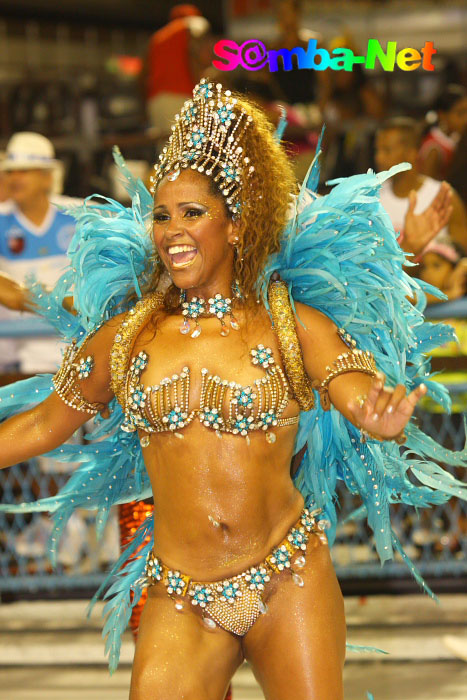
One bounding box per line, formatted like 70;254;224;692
141;506;329;636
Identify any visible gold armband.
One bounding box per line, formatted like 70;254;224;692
53;338;103;415
312;328;377;411
110;292;164;410
268;278;314;411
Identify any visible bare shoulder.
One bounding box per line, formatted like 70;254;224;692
292;302;346;382
72;311;128;404
86;311;127;350
294;302;338;342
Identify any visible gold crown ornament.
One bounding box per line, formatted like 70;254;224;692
150;79;255;218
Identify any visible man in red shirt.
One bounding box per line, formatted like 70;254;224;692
144;4;213;147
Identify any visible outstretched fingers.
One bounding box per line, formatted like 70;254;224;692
378;383;406;417
347;372;385;422
347;379;427;435
392;383;427;418
432;182;453;230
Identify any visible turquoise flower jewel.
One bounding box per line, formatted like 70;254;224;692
218;581;241;604
146;555;162;581
245;566;270;591
270;544;291;570
235;387;256;410
200;407;223;429
216;104;235;124
77;356;94;379
233;414;255;436
208;293;231;317
258;409;278;429
166;571;186;595
130;387;146;409
250;344;274;369
288;527;309;550
183;296;205;318
189;585;214;608
131;351;148;374
221;164;238;183
194;81;213;100
164;406;187;430
183;105;197;123
187;126;206;149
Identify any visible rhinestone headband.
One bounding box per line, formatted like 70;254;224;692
150;78;255;217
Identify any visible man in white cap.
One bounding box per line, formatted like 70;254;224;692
0;135;93;566
0;132;76;373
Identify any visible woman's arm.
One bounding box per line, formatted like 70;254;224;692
0;272;75;314
0;393;91;468
0;315;122;469
295;302;426;440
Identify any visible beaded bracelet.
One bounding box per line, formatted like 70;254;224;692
312;330;378;411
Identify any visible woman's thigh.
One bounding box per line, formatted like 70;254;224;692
130;587;244;700
242;532;346;700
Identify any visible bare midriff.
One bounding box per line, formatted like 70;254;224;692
133;308;305;581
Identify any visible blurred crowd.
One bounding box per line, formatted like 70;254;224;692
0;0;465;573
1;0;465;346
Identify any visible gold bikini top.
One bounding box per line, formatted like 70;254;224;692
53;280;377;440
108;281;315;444
119;345;299;443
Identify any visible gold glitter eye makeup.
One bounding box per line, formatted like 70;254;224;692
153;213;170;224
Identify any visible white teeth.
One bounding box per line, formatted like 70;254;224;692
168;245;197;255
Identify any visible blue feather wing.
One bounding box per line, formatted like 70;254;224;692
0;151;155;671
262;160;467;589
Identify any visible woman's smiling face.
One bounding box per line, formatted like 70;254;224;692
153;169;237;295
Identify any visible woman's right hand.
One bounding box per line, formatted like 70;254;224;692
0;272;29;311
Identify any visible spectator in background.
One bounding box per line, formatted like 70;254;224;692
144;4;213;149
419;84;467;181
322;35;386;180
0;166;7;203
446;127;467;207
269;0;324;106
418;241;467;306
0;132;76;373
322;36;386;123
231;0;326;182
376;118;466;256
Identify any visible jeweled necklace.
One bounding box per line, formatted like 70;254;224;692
179;285;241;338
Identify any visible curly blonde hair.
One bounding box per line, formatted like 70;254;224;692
143;90;297;314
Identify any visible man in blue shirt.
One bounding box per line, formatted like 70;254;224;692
0;132;77;372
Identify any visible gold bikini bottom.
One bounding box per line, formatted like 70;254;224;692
143;506;328;636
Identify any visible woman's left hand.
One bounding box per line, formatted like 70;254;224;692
346;372;427;440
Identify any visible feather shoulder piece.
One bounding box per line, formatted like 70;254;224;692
261;154;467;598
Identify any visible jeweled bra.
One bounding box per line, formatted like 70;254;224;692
121;343;298;444
109;283;315;445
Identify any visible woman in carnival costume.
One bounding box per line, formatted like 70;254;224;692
0;79;466;699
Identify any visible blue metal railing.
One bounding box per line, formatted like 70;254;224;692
424;296;467;320
0;319;56;338
0;308;465;593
